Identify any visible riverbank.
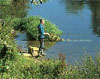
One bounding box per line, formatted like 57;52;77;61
0;47;100;79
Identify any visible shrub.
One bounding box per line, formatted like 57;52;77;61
0;26;17;49
0;26;18;60
1;51;100;79
12;16;62;40
0;53;67;79
0;0;11;5
66;55;100;79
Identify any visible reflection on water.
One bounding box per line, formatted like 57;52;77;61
60;0;85;14
60;0;100;36
31;0;48;5
88;2;100;36
29;0;100;63
15;32;56;52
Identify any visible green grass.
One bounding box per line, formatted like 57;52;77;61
0;51;100;79
0;53;66;79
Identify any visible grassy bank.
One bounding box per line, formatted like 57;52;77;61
1;51;100;79
0;52;66;79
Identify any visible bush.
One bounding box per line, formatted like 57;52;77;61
1;51;100;79
0;53;66;79
66;55;100;79
0;26;17;49
0;0;11;5
12;16;62;40
0;26;18;59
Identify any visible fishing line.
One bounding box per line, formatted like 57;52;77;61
61;33;93;43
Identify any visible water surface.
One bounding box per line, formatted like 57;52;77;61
16;0;100;64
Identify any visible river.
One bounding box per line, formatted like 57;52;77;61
15;0;100;64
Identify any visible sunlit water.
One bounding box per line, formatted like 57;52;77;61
15;0;100;64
